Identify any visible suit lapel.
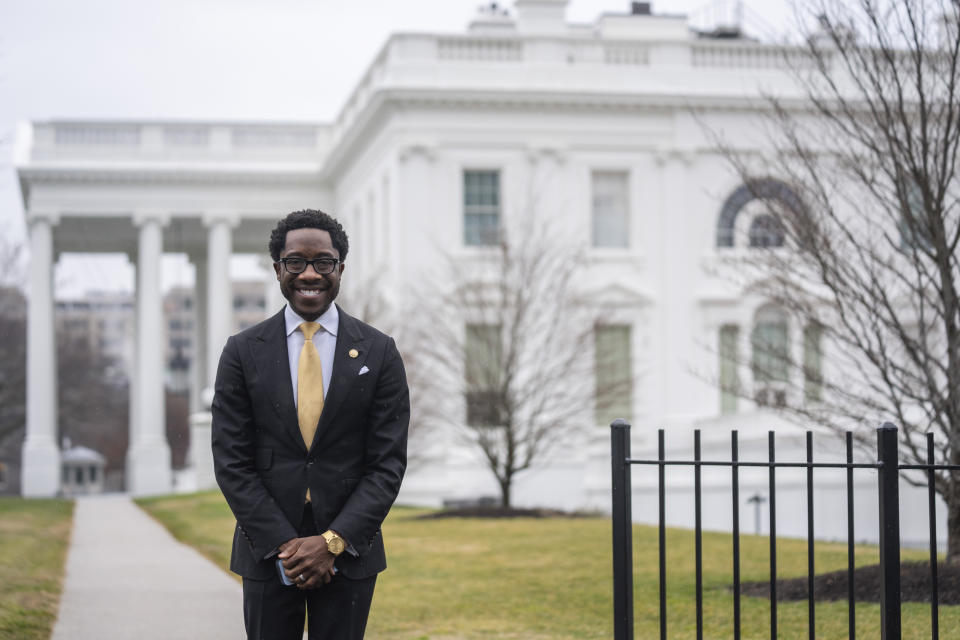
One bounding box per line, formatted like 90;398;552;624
250;309;307;455
313;306;370;448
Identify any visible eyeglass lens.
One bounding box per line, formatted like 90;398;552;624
283;258;337;275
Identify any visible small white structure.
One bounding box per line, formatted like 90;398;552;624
60;440;106;496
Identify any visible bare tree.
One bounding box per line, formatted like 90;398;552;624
406;214;630;508
57;328;130;475
711;0;960;561
0;235;26;447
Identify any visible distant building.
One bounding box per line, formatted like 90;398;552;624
164;281;267;392
56;291;134;384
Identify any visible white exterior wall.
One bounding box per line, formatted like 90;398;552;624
16;4;949;542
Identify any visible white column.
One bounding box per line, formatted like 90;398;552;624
127;257;140;453
189;254;208;413
21;211;61;496
204;214;236;390
127;212;172;495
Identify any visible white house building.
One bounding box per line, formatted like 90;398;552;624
15;0;944;544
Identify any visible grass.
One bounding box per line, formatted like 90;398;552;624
137;491;958;639
0;497;73;640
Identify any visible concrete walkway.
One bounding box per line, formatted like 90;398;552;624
51;494;246;640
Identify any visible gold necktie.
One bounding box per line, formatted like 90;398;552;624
297;321;324;451
298;322;324;503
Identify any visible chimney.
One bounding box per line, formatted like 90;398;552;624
631;2;651;15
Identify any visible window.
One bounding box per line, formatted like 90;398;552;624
89;466;98;483
751;305;789;407
803;322;823;404
464;170;500;246
719;324;740;414
595;325;632;426
592;171;629;248
899;176;931;252
748;214;785;248
717;179;803;248
465;324;502;426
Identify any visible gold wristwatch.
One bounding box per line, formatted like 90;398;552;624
322;530;346;556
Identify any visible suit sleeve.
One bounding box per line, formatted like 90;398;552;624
211;335;298;559
329;336;409;555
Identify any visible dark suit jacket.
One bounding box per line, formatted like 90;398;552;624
211;304;409;581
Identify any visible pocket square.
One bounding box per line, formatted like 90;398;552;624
358;365;370;376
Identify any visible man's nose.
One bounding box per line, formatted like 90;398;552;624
298;266;325;279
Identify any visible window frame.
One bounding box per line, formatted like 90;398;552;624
591;170;631;249
462;169;502;247
594;323;633;427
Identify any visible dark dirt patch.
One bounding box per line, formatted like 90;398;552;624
741;561;960;604
414;506;596;519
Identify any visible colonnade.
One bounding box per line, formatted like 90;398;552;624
21;211;240;497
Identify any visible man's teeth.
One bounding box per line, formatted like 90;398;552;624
299;290;321;297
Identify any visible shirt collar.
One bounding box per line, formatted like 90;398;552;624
284;303;339;338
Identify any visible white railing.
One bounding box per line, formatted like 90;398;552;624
691;42;815;69
437;37;523;61
33;122;328;158
231;126;318;148
163;125;210;147
603;45;650;65
54;125;140;146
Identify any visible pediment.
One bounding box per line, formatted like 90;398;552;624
587;280;655;308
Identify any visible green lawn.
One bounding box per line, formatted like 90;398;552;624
0;497;73;640
137;491;956;639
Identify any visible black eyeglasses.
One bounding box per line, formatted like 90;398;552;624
276;257;341;275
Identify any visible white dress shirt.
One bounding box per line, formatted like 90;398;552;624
284;303;338;406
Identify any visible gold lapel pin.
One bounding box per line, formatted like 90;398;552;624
348;348;359;358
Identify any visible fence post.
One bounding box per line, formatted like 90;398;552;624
877;422;901;640
611;419;634;640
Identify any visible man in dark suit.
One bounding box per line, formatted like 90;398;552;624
212;209;409;640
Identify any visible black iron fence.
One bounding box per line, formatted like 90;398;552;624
610;420;958;640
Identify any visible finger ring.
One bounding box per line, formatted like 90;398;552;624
298;574;305;582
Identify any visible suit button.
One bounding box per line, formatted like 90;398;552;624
307;460;314;467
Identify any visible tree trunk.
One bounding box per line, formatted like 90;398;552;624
499;476;512;508
948;487;960;564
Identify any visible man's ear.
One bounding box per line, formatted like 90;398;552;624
273;261;282;280
338;262;346;276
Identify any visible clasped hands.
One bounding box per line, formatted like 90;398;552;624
278;535;335;590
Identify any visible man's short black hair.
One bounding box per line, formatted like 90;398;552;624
269;209;349;262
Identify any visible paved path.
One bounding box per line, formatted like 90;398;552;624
51;494;246;640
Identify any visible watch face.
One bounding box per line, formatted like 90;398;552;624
326;533;344;554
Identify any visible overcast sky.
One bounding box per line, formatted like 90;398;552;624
0;0;793;296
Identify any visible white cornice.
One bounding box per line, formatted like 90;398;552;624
321;87;805;174
19;165;322;186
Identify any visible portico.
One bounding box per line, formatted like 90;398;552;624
18;121;331;496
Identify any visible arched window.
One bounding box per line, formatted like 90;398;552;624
751;305;789;407
716;179;803;248
748;214;785;248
